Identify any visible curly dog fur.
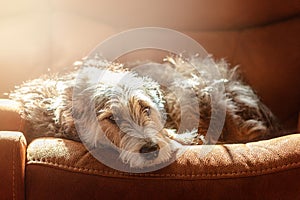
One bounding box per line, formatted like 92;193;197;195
10;55;279;168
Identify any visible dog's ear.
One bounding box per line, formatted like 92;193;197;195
72;78;112;148
72;77;110;121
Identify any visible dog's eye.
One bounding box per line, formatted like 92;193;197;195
107;115;116;124
144;107;151;116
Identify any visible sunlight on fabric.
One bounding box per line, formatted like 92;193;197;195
0;99;20;111
27;138;71;160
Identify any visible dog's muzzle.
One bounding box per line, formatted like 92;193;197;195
139;142;160;160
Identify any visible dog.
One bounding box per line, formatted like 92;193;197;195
9;55;279;168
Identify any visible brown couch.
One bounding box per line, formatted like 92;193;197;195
0;1;299;199
1;101;300;200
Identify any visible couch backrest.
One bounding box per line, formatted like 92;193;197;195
0;0;299;129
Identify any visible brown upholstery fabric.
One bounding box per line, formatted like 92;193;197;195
47;0;300;30
0;99;23;132
0;131;27;200
25;136;300;199
26;136;300;179
25;165;300;200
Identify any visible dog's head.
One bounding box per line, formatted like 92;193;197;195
73;66;175;168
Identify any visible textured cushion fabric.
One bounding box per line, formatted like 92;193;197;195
0;131;27;200
25;135;300;199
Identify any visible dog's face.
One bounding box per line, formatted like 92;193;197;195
74;68;175;168
96;92;175;168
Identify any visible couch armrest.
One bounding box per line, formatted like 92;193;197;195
0;131;27;200
0;99;23;131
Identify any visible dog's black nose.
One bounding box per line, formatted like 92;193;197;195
139;142;160;160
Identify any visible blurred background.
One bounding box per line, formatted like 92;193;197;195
0;0;299;130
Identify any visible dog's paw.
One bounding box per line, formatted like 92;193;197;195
167;128;206;145
181;129;199;144
182;129;206;145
